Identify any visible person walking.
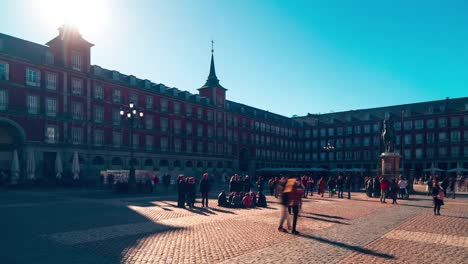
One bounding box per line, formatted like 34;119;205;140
380;177;389;203
390;179;398;204
373;177;381;198
318;177;326;197
199;173;211;207
177;175;186;208
432;181;444;215
278;177;291;232
398;177;408;199
345;175;352;199
288;179;304;235
307;176;314;197
427;176;433;196
448;177;456;199
336;175;344;199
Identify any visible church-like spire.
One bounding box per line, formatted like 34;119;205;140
203;40;221;87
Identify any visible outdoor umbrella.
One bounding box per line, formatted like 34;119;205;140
55;152;63;179
10;149;20;184
72;151;80;180
423;168;444;172
26;148;36;180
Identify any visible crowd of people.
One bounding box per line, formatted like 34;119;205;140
364;176;404;204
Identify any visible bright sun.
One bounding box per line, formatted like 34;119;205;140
36;0;109;38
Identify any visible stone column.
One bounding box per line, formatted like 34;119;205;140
380;152;401;181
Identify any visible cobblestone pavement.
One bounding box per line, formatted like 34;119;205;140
0;188;466;263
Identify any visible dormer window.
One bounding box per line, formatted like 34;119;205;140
129;76;136;85
45;51;54;65
346;116;352;122
159;85;166;93
439;105;446;112
465;103;468;111
71;51;82;71
384;112;390;119
93;66;102;76
144;80;151;89
112;71;119;81
0;61;9;81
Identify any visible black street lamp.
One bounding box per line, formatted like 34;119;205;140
120;103;144;190
322;141;335;173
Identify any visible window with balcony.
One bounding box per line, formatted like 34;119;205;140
233;116;238;127
45;97;57;117
450;131;460;142
439;147;447;157
451;146;459;157
112;109;120;125
320;128;326;137
129;93;138;106
45;125;57;143
426;119;435;129
71;51;82;71
94;105;104;123
145;135;153;150
207;110;213;121
197;124;203;137
355;126;361;134
415;134;423;144
71;101;83;120
94;130;104;146
207;126;213;138
450;117;460;127
174;102;181;114
94;84;104;100
27;94;39;114
404;120;412;130
404;149;411;159
112;131;121;147
46;72;57;90
197;108;203;119
160;137;168;151
233;132;238;142
426;133;435;144
0;61;9;80
464;130;468;142
208;143;214;154
415;148;423;159
354;137;361;147
160;117;168;132
186;105;192;117
394;122;401;131
0;89;8;110
186;122;192;135
112;89;121;103
404;134;412;145
145;115;153;129
186;140;192;153
160;99;168;112
174;120;181;134
345;138;351;147
71;127;83;144
373;135;380;146
373;123;379;132
364;137;370;146
71;78;83;95
438;132;447;143
197;141;203;153
438;117;447;128
415;120;423;129
26;68;40;86
364;125;370;133
426;148;434;158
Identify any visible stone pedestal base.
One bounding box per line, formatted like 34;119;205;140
380;152;401;180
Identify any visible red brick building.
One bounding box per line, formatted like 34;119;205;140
0;26;466;184
0;26;303;183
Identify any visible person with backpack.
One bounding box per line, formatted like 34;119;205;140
288;179;304;235
199;173;211;207
432;181;444;215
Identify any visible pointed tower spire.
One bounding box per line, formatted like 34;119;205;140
204;40;221;87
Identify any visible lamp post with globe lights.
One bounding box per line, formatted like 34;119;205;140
322;141;335;175
120;103;144;190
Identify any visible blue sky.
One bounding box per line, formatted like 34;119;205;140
1;0;467;117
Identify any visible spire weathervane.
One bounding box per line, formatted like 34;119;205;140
211;40;214;54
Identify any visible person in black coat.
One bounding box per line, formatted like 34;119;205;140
257;191;267;207
177;175;186;208
199;173;211;207
218;190;229;207
186;177;196;208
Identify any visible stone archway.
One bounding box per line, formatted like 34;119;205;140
0;118;26;174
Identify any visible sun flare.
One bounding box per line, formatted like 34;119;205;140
36;0;109;38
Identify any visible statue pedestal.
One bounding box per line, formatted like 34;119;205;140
380;152;401;180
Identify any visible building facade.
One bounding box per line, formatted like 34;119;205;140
0;26;467;184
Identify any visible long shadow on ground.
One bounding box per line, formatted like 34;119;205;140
299;233;395;259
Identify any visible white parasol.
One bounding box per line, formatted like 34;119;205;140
10;149;20;184
72;151;80;180
55;152;63;179
26;148;36;180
